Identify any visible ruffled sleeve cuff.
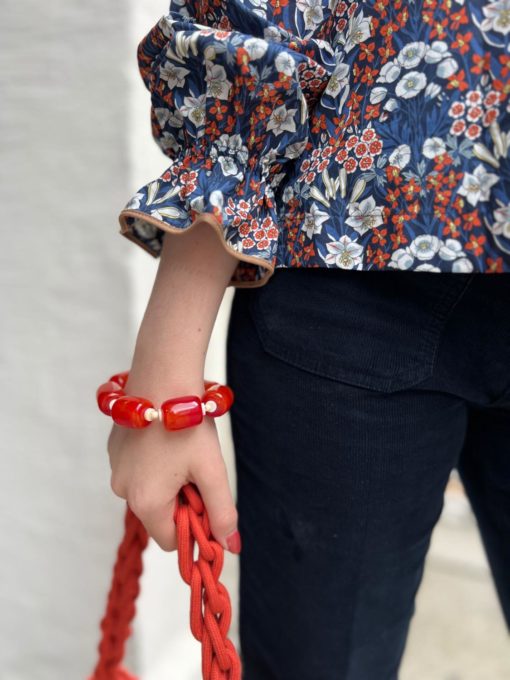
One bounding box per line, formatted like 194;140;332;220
118;145;282;288
118;12;313;288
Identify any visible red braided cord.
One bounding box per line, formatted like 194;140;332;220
87;482;241;680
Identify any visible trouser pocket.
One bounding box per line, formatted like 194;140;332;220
246;268;474;393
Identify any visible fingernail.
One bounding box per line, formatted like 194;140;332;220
226;530;242;554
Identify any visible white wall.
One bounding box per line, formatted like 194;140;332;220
0;1;239;678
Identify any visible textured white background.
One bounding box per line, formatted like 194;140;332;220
0;1;238;678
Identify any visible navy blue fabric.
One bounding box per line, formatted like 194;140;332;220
119;1;510;286
226;269;510;680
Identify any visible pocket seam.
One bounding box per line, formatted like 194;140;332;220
249;273;475;393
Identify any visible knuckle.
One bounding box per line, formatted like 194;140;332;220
150;526;177;553
155;535;176;553
106;431;116;458
127;487;158;517
215;507;239;534
110;474;125;498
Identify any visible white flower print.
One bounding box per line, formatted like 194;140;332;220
425;82;442;99
180;93;207;127
395;71;427;98
243;38;269;61
423;137;447;158
409;235;442;260
424;40;452;63
397;41;428;68
275;51;296;76
125;192;144;211
263;24;283;42
154;107;170;129
205;61;231;100
345;196;384;235
452;258;474;273
389;248;414;270
370;87;388;104
490;203;510;238
260;147;279;170
301;203;330;239
384;98;398;111
160;60;190;88
209;189;225;212
325;61;350;97
189;195;206;214
376;61;401;84
149;206;182;222
481;0;510;35
267;105;297;135
282;185;295;204
344;11;372;53
439;239;463;260
296;0;324;31
323;235;364;269
457;163;499;205
437;57;459;79
215;132;249;160
285;139;308;159
415;264;442;271
211;133;249;179
157;131;180;154
218;155;244;179
389;144;411;168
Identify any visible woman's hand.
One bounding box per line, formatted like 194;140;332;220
107;416;240;553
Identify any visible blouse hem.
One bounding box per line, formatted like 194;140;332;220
118;209;275;289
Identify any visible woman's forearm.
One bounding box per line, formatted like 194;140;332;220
125;222;240;399
107;221;242;554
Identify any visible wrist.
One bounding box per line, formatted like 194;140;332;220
123;350;204;400
124;368;206;401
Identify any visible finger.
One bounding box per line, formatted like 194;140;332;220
127;489;178;552
191;451;240;552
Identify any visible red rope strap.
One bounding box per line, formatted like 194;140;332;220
88;482;242;680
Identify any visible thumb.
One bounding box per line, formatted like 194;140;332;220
190;454;241;554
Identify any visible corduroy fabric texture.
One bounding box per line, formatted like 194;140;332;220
226;268;510;680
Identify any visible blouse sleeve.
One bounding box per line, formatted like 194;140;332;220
118;0;335;288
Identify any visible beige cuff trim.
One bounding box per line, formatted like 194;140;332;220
118;209;275;289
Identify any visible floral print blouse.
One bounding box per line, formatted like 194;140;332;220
118;0;510;287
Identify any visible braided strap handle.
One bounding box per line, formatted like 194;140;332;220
87;482;242;680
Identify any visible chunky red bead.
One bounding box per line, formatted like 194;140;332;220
97;371;234;430
109;371;130;388
97;381;125;415
160;396;203;431
111;396;154;428
204;385;234;417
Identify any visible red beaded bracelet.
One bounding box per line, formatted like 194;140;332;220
96;371;234;431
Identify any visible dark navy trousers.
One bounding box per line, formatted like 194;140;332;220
225;269;510;680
